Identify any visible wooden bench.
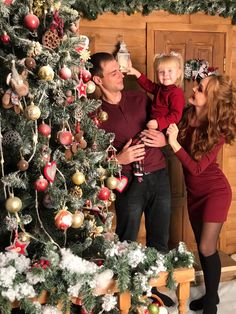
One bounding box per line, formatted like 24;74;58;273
95;267;195;314
11;267;195;314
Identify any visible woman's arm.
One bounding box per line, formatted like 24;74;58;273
167;123;225;176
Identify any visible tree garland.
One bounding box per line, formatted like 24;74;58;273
73;0;236;23
0;239;194;313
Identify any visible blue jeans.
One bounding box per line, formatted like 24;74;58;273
115;167;171;253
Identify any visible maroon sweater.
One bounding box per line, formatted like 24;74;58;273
138;73;185;131
99;90;166;174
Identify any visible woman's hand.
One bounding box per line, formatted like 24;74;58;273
116;139;145;165
140;129;167;147
166;123;182;152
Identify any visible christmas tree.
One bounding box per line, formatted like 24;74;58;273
0;1;194;313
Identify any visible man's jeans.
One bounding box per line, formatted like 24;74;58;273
115;167;171;253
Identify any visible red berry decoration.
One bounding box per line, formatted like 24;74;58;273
98;187;111;201
24;13;40;31
1;32;10;44
38;122;51;137
59;66;72;80
58;130;73;146
81;69;92;83
34;176;48;192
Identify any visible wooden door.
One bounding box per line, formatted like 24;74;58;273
147;23;230;251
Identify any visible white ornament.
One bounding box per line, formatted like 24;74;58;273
159;306;168;314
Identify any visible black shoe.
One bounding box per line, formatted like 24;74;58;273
151;287;175;307
190;295;220;311
203;304;217;314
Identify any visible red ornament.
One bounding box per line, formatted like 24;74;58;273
3;0;13;4
76;79;87;98
5;231;29;255
43;161;57;183
24;13;40;31
38;122;51;137
98;187;111;201
66;96;74;104
92;117;101;127
59;66;72;80
81;69;92;83
58;130;73;145
34;176;48;192
55;209;72;230
75;122;81;133
1;32;10;44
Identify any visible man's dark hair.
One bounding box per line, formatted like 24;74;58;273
89;52;115;77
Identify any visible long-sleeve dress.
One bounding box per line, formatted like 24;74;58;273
175;126;232;222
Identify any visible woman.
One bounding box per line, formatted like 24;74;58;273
167;75;236;314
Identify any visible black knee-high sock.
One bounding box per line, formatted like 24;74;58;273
190;251;220;311
203;251;221;313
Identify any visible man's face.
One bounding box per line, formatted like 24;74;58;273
100;59;124;92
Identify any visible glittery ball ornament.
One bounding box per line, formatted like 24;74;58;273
5;196;22;213
38;65;54;81
25;102;41;120
71;211;84;228
55;209;73;230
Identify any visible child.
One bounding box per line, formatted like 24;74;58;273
128;51;185;177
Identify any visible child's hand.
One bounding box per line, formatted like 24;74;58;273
147;119;158;129
127;60;141;78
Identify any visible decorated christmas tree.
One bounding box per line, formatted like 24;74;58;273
0;1;194;313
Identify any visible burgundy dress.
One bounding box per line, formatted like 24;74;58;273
175;127;232;222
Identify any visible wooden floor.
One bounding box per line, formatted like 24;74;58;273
193;251;236;284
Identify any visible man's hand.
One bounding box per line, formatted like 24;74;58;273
116;139;145;165
141;129;167;147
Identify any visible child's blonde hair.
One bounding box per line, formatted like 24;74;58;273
154;51;184;87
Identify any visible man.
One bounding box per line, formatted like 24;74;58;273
90;52;171;253
90;52;174;306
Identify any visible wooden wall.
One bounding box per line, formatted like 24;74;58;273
80;11;236;254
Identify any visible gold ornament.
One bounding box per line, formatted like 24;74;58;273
109;191;116;202
5;195;22;213
71;211;84;228
86;81;96;94
97;166;107;181
98;111;108;122
90;226;104;237
25;102;41;120
79;49;91;62
106;176;118;189
70;186;83;198
72;170;85;185
38;65;54;81
27;41;42;57
18;232;31;242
